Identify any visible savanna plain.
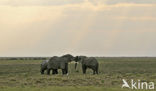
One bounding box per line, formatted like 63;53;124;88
0;57;156;91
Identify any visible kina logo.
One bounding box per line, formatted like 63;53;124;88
122;79;154;90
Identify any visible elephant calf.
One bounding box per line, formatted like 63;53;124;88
40;60;58;74
75;56;99;74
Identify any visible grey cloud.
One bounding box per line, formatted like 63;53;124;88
92;0;156;5
1;0;84;6
1;0;156;6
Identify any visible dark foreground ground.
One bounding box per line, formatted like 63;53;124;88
0;57;156;91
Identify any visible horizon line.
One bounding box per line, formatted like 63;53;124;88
0;56;156;58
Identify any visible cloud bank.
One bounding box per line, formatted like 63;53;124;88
0;0;156;56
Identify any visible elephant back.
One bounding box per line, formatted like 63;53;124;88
48;57;68;69
82;57;98;66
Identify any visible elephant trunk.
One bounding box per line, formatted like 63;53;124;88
75;62;77;70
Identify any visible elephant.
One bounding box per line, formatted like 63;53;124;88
75;56;99;74
40;59;58;74
47;54;74;75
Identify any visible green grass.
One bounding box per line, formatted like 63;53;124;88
1;86;150;91
0;57;156;91
0;86;143;91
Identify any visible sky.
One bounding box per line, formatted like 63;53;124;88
0;0;156;57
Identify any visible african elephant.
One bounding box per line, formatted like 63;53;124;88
47;54;74;75
40;59;58;74
75;56;99;74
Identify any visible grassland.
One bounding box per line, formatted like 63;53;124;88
0;57;156;91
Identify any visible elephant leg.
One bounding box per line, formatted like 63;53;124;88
96;65;99;74
65;69;68;75
65;63;68;74
64;70;67;74
63;69;66;75
96;70;98;74
62;69;66;75
66;70;68;74
96;68;98;74
93;70;95;75
82;65;87;74
55;69;58;74
47;69;51;75
92;67;96;75
52;69;55;75
53;69;58;74
62;69;64;75
41;69;44;74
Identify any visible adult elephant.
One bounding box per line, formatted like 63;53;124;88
75;56;99;74
47;54;74;75
40;58;58;74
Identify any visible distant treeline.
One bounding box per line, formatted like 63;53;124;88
0;57;155;60
0;57;48;60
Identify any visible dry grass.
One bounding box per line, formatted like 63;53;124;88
0;57;156;91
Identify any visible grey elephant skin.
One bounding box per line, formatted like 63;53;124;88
75;56;99;74
47;54;74;75
40;59;58;74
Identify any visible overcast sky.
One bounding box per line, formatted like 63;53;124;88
0;0;156;57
